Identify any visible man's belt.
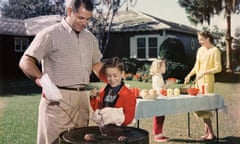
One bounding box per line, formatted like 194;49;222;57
57;86;95;91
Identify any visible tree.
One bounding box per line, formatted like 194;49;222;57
202;25;225;51
90;0;137;54
0;0;65;19
178;0;240;72
232;27;240;70
90;0;120;53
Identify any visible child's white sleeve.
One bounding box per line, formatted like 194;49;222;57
152;75;165;94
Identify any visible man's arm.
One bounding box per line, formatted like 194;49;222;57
92;62;107;83
19;55;42;80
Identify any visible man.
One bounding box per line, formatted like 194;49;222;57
19;0;104;143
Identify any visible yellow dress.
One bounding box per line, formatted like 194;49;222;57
189;46;222;118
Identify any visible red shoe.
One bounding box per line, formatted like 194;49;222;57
154;136;170;142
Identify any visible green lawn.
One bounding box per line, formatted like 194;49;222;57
0;95;39;143
0;78;240;144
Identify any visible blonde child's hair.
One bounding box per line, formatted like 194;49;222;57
149;59;165;75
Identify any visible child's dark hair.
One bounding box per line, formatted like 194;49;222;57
101;57;124;74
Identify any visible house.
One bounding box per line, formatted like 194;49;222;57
0;9;199;82
0;15;62;81
102;9;199;62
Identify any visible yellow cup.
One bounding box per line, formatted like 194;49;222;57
167;88;173;96
174;88;180;96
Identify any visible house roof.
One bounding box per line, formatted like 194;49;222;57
0;15;62;36
24;15;62;36
0;9;198;36
111;9;199;34
0;17;26;36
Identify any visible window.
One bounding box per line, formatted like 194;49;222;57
130;35;164;59
14;37;29;52
137;38;146;58
148;37;158;58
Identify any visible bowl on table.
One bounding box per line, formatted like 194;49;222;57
159;89;167;96
180;87;188;94
140;89;157;99
187;88;199;96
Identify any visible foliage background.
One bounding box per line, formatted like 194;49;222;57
0;0;65;19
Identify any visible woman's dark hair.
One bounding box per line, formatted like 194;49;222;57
72;0;94;13
198;31;214;44
101;57;124;74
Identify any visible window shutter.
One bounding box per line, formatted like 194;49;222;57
130;37;137;58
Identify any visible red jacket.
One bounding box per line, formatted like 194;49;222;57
90;85;136;126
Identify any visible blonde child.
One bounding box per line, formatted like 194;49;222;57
149;59;169;142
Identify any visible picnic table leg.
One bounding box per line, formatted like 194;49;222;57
188;112;191;137
137;120;140;128
216;109;219;140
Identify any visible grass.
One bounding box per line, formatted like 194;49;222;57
0;95;39;144
0;74;240;144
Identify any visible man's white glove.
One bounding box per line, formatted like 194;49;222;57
100;107;125;126
38;73;62;101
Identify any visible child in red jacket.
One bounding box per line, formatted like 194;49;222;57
90;57;136;126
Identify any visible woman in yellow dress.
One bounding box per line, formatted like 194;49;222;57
184;31;222;140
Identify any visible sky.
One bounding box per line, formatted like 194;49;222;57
123;0;240;34
1;0;239;34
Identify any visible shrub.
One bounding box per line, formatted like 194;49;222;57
164;60;191;82
125;73;133;80
122;57;138;74
159;38;185;63
136;63;151;82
